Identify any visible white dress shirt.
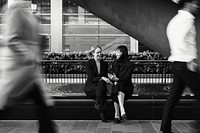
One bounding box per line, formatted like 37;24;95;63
167;10;197;62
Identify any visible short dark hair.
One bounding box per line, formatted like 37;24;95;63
178;0;199;8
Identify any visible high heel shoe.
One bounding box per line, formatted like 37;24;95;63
113;118;120;124
121;114;127;121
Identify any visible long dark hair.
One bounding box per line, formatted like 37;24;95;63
116;45;128;63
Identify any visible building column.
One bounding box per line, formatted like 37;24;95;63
7;0;14;8
78;7;84;24
51;0;62;52
130;37;138;53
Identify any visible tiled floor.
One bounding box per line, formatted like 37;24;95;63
0;120;199;133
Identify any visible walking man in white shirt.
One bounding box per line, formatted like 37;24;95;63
160;0;200;133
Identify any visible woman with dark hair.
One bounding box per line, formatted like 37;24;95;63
108;45;134;124
84;46;111;122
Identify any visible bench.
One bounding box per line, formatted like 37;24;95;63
0;93;197;120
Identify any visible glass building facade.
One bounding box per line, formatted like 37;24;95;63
35;0;51;51
1;0;151;53
62;0;130;53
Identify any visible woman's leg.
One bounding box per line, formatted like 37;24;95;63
112;93;120;123
27;83;57;133
117;91;125;116
114;102;120;119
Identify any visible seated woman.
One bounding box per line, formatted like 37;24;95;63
83;46;111;122
108;45;134;124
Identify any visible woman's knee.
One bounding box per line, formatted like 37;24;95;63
118;91;125;95
97;81;107;92
85;91;96;98
112;95;119;103
98;80;106;87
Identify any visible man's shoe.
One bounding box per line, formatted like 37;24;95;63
114;118;120;124
100;112;108;123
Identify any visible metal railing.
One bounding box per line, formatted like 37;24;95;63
40;60;173;84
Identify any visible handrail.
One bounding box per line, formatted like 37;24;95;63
40;60;173;84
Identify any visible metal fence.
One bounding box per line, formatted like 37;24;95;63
40;60;173;84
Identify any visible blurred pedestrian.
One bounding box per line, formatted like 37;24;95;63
160;0;200;133
0;0;57;133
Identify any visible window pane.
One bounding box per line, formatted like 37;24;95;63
63;36;98;52
39;25;51;34
36;0;51;13
85;15;98;24
63;25;98;34
39;15;51;24
63;36;129;52
99;25;124;34
99;36;130;46
63;0;78;13
63;15;78;24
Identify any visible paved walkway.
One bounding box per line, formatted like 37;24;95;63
0;120;198;133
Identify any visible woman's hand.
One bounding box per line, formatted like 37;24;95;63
101;77;112;84
108;73;119;81
108;73;113;80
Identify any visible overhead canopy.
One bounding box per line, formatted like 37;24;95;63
70;0;200;64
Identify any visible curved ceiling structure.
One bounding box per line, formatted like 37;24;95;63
71;0;200;64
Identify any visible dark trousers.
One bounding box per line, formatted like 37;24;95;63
18;83;56;133
160;62;200;132
85;80;107;112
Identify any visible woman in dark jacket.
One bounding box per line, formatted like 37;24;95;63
108;45;134;124
84;46;111;122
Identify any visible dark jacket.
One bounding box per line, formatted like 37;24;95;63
111;59;134;96
84;59;108;93
0;2;52;109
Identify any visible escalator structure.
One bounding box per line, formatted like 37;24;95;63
71;0;200;64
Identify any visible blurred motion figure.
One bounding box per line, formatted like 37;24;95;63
0;0;57;133
161;0;200;133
